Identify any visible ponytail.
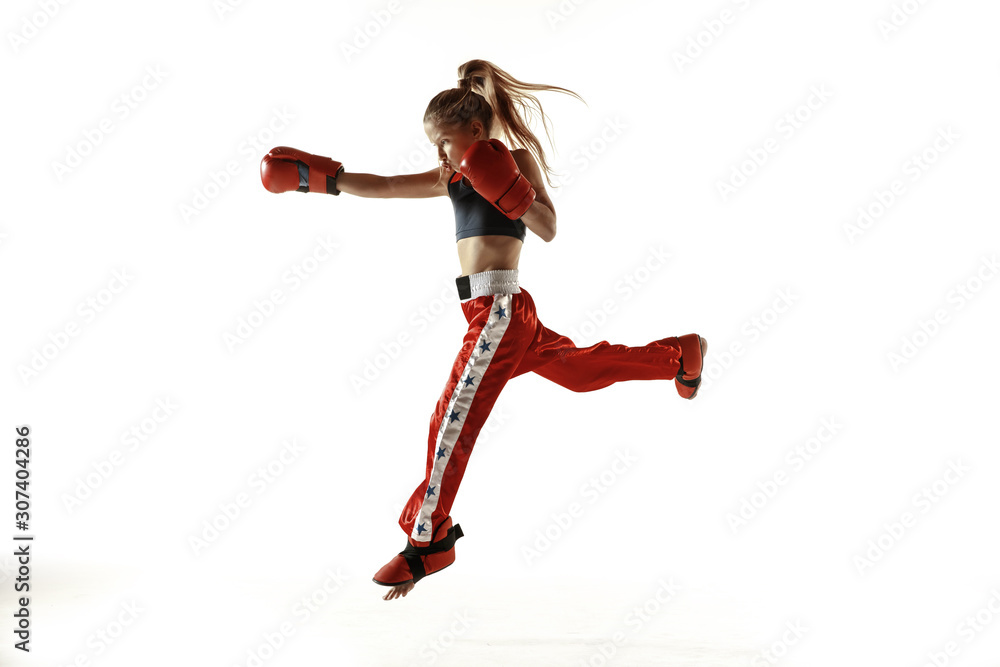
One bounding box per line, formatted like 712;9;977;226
424;60;586;189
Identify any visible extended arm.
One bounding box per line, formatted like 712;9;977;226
338;168;449;199
261;146;448;199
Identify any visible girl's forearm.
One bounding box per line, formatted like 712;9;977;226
336;172;388;198
521;199;556;242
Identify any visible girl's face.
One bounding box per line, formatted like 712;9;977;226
425;119;486;173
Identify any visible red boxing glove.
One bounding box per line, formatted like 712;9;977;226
459;139;535;219
260;146;344;195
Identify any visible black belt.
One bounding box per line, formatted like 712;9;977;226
456;274;472;300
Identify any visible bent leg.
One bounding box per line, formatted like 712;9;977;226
512;294;682;392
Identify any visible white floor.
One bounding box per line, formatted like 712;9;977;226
3;560;764;667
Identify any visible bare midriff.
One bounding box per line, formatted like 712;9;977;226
456;235;522;276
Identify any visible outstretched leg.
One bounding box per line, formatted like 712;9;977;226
509;291;705;396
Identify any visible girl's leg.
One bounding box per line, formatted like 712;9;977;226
396;272;536;545
376;271;534;591
511;289;689;392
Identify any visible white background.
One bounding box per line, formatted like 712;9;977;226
2;0;999;665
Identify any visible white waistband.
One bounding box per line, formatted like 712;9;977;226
458;269;521;301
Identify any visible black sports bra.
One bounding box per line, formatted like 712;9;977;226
447;171;526;243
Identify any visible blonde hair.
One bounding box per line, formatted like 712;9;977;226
424;59;586;189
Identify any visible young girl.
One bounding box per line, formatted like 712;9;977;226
260;60;707;601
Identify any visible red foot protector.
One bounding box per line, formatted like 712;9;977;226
673;334;708;400
373;516;464;586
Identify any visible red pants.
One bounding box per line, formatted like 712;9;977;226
398;271;683;543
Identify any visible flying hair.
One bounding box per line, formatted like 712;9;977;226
424;59;586;189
